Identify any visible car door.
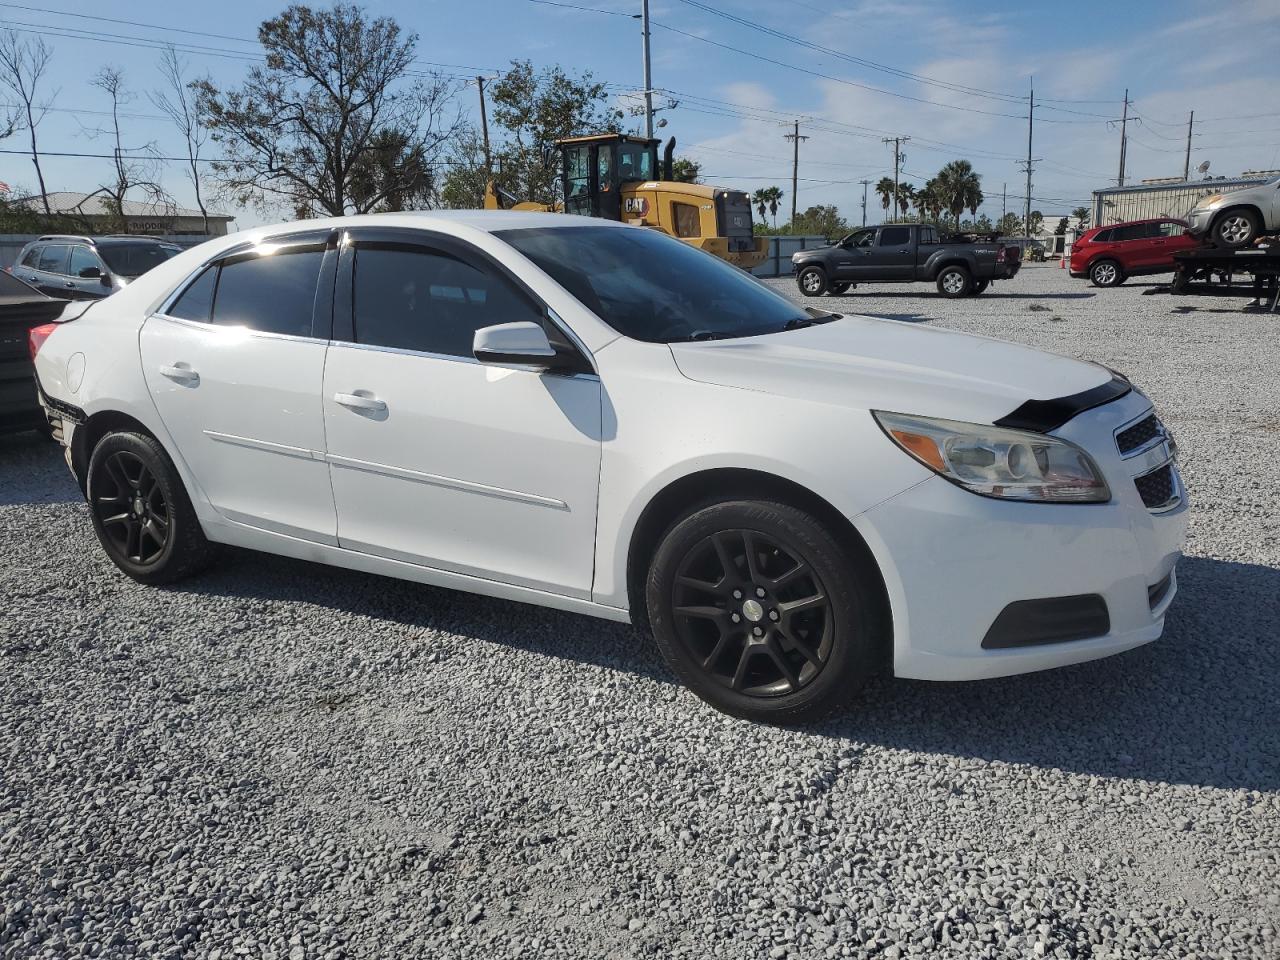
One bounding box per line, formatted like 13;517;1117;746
321;227;603;599
1110;222;1152;271
1153;220;1197;267
139;231;341;543
66;245;109;299
31;244;71;297
831;229;875;280
871;225;915;280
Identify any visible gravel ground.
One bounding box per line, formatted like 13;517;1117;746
2;265;1278;960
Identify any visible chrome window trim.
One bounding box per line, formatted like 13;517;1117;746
326;338;600;381
148;312;331;346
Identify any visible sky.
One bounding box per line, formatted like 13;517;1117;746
2;0;1279;232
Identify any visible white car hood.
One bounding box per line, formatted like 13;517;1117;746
668;315;1112;426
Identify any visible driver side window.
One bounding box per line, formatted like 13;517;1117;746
845;230;874;248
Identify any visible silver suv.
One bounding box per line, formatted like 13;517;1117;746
10;235;178;300
1186;178;1280;248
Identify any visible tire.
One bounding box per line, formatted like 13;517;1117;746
1211;209;1261;249
1089;259;1124;287
797;266;828;297
646;499;884;724
936;265;972;298
86;431;214;585
971;279;990;294
828;282;851;295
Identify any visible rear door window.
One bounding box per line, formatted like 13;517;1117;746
37;244;69;274
20;246;41;268
211;249;323;337
351;244;542;358
878;226;911;246
1113;224;1148;242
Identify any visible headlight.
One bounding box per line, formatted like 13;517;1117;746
873;411;1110;503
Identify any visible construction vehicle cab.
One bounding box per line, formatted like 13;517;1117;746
485;132;767;270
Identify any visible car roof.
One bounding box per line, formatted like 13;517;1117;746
247;209;631;239
30;234;170;246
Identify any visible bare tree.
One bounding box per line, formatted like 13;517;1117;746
150;46;210;233
0;31;55;215
195;4;461;217
84;66;169;233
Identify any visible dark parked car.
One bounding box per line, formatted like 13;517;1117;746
9;235;178;300
1069;218;1200;287
791;223;1022;298
0;271;66;434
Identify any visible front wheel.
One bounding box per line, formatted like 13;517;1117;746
646;500;884;723
1212;209;1261;248
936;265;972;298
828;282;852;295
1089;259;1124;287
87;431;214;584
797;266;828;297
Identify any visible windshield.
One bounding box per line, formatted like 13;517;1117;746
497;225;817;342
96;242;171;278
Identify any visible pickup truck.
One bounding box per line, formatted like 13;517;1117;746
790;223;1022;298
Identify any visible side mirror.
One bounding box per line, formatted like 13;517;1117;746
78;266;101;279
473;321;557;367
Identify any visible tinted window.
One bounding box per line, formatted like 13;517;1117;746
618;143;653;181
96;242;171;278
68;246;100;277
844;230;874;248
879;226;911;246
1158;221;1186;237
37;245;69;274
20;246;41;268
673;202;700;238
352;246;540;358
920;227;938;244
168;266;218;322
1094;229;1114;243
212;249;322;337
498;226;817;343
1113;223;1149;242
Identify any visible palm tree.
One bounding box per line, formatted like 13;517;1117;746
1071;206;1090;231
762;185;783;230
752;189;768;224
874;177;894;221
936;160;983;231
895;183;915;220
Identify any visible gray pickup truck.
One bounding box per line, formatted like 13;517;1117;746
791;223;1022;298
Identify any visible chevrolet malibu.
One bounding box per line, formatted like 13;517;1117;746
30;212;1187;723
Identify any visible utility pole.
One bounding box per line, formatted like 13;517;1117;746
641;0;654;140
1001;182;1007;224
1183;110;1195;181
476;76;492;178
784;122;808;225
1117;88;1130;187
1025;79;1034;237
859;178;871;226
881;136;909;223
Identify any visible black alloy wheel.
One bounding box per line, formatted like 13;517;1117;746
87;431;214;584
671;528;833;697
93;449;171;566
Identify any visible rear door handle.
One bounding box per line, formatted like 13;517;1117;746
334;392;387;414
159;363;199;384
63;280;75;288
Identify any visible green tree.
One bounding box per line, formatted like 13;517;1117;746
995;212;1021;236
936;159;983;230
787;204;849;238
874;176;894;220
1054;217;1068;235
894;182;915;220
195;3;458;216
1027;209;1044;236
670;157;700;183
441;59;621;209
1071;206;1090;230
761;185;783;230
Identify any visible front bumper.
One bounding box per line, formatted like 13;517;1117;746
856;390;1187;681
1186;209;1215;236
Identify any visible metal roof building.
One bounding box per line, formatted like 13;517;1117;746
1091;177;1272;226
19;191;235;237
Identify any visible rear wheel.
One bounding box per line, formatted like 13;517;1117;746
87;431;214;584
646;499;883;723
828;282;852;295
936;265;972;298
797;266;828;297
1089;259;1124;287
1212;209;1260;248
971;279;990;294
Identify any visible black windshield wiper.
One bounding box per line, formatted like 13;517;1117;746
783;317;815;330
802;306;842;322
679;329;724;341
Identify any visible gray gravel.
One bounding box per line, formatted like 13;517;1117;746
2;264;1278;959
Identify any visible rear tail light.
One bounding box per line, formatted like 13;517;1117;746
28;322;58;360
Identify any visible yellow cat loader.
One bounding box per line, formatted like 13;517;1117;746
484;133;767;270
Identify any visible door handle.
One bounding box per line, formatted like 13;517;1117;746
64;281;75;288
333;392;387;414
159;363;200;384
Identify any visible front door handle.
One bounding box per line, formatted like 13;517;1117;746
334;392;387;414
63;280;75;288
159;363;200;385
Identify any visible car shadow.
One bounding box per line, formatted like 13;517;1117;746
0;431;83;506
177;547;1277;793
831;291;1097;300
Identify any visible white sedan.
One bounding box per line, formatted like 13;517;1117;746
30;212;1187;722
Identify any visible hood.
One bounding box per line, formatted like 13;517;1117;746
669;315;1112;426
792;244;836;260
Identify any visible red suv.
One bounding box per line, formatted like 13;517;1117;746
1069;218;1200;287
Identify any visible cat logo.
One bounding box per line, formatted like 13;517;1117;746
624;197;650;216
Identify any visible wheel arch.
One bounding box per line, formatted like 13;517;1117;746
71;409;160;494
624;466;891;659
929;257;973;279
